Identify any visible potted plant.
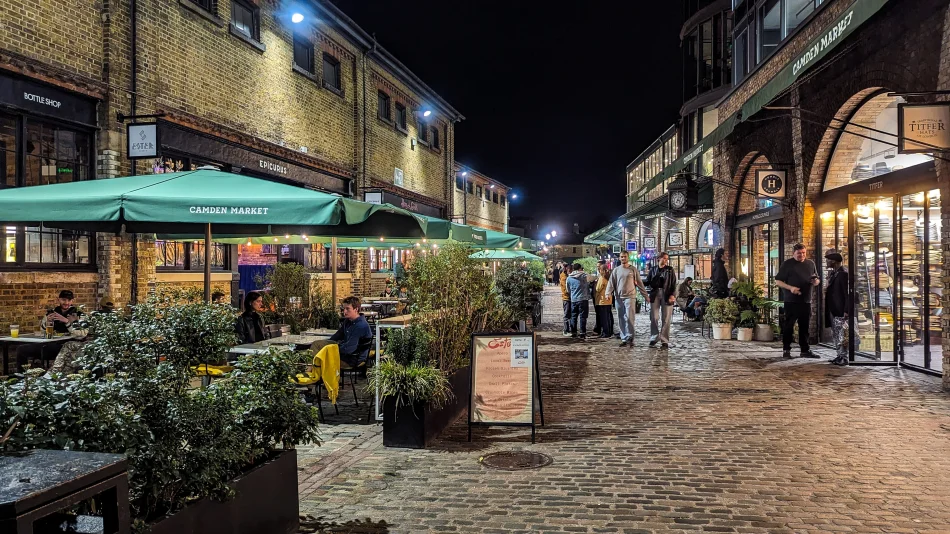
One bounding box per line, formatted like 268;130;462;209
737;310;756;341
0;293;320;534
752;297;780;341
705;298;738;340
371;242;512;449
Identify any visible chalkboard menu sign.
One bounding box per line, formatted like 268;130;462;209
468;332;544;443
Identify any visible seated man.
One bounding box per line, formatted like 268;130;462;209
324;296;372;367
45;290;82;334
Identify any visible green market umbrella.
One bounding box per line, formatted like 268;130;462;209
0;169;432;300
0;170;431;236
481;229;523;249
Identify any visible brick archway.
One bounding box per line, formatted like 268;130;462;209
807;88;890;198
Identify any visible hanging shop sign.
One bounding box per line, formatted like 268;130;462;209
612;244;622;254
756;169;786;199
0;73;98;126
363;192;383;205
469;332;544;443
643;236;657;250
625;240;638;252
898;103;950;154
127;123;159;159
667;230;684;248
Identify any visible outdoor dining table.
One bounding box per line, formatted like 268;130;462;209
228;334;329;356
0;334;70;375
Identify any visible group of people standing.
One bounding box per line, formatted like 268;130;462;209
555;250;680;348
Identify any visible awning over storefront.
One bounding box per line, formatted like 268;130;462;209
584;223;623;245
633;0;890;197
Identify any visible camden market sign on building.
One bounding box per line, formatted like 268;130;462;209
633;0;891;198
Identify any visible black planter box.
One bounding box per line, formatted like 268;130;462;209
383;366;471;449
148;449;298;534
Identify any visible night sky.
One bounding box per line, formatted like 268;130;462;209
330;0;684;238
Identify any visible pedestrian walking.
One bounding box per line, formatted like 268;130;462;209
605;251;649;347
552;263;561;288
594;261;614;338
567;262;591;339
560;263;573;336
710;248;729;298
824;249;850;365
646;252;677;348
775;243;821;359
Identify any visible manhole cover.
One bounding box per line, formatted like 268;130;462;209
481;451;553;471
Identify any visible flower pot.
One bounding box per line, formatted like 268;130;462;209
753;324;774;341
711;323;733;340
148;450;298;534
736;327;754;341
383;366;471;449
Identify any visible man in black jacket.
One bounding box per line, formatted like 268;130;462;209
775;243;821;358
646;252;677;349
824;250;851;366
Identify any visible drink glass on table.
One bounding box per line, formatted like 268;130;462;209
9;324;18;338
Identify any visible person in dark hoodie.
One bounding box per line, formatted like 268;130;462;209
824;250;851;366
330;296;373;366
710;248;729;299
566;262;591;339
235;291;269;344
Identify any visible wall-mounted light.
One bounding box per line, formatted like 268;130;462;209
423;110;432;118
291;12;304;23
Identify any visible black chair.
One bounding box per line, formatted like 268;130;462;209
339;337;374;406
265;324;283;339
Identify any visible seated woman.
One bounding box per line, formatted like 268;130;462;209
676;277;696;318
235;291;269;344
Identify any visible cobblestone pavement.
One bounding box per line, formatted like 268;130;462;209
296;287;950;533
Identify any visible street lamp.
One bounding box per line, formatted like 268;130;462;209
551;230;557;237
545;233;551;240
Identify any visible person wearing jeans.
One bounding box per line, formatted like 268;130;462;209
605;252;649;347
824;250;851;366
775;243;821;358
560;263;573;336
646;252;677;348
566;262;591;338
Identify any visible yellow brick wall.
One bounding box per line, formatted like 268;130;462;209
0;0;104;82
367;67;451;206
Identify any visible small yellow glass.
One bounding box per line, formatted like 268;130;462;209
9;324;19;338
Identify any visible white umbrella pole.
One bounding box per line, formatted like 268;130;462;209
331;237;338;306
204;223;212;303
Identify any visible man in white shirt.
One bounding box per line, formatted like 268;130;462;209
605;252;649;347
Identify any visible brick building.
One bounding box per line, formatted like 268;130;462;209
451;163;510;232
0;0;462;331
608;0;950;387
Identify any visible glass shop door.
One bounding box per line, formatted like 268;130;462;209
848;194;898;363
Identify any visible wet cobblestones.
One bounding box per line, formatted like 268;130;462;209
296;287;950;533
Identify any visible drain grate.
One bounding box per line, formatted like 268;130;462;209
480;451;553;471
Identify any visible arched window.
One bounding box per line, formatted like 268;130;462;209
823;94;933;192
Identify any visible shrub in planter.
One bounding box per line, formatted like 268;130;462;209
494;263;544;322
705;298;738;340
737;310;757;341
0;294;320;530
752;297;780;341
372;242;510;447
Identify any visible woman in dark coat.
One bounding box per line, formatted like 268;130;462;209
235;291;268;344
710;248;730;299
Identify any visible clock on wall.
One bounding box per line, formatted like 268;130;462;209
670;191;688;210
